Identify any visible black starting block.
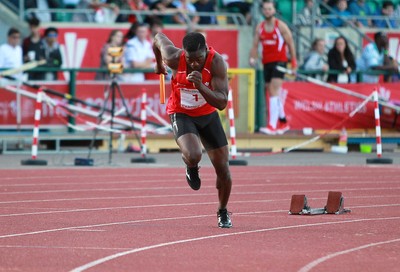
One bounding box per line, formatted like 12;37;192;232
289;191;351;215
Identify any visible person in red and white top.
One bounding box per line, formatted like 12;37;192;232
153;32;233;228
249;0;297;135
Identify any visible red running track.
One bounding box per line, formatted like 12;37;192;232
0;165;399;272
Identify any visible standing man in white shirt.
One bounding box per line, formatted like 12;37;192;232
124;23;155;82
0;28;23;80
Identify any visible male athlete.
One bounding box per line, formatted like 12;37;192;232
153;32;232;228
250;0;297;135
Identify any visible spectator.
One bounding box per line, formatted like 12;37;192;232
302;38;328;80
349;0;373;27
327;36;356;83
41;27;62;80
329;0;352;27
194;0;217;25
357;32;398;83
149;0;179;24
0;28;23;80
172;0;199;25
373;1;397;28
222;0;251;24
123;23;155;82
95;29;125;80
109;0;149;23
25;0;61;22
22;18;46;80
297;0;322;26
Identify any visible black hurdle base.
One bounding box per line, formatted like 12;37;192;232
131;156;156;163
21;159;48;166
229;159;248;166
366;157;393;164
74;158;94;166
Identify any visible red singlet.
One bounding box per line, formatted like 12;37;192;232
167;47;216;117
259;19;288;64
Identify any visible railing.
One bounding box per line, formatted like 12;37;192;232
22;8;247;26
2;67;397;85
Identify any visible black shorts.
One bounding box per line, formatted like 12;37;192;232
169;111;228;151
263;62;287;83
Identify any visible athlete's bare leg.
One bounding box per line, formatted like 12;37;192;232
207;145;232;210
176;133;202;167
267;77;283;96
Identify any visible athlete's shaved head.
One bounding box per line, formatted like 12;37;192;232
183;32;206;53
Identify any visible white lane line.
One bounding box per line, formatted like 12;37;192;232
69;216;400;272
1;190;400;206
1;175;399;187
0;245;131;250
67;229;106;232
1;184;400;196
1;199;400;218
1;167;398;182
298;238;400;272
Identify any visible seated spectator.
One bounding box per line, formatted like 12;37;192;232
0;28;23;80
194;0;217;25
373;1;397;28
302;38;328;80
123;23;155;82
357;32;398;83
349;0;373;27
22;17;46;80
41;27;62;80
297;0;322;26
327;36;356;83
95;29;124;80
222;0;251;24
172;0;199;25
328;0;352;27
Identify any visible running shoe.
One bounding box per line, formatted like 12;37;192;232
259;125;277;135
186;166;201;190
276;119;290;135
217;208;232;228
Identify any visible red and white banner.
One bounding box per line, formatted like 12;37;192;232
1;82;399;130
55;27;238;80
282;82;400;130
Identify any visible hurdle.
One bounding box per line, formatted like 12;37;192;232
367;90;393;164
227;89;247;166
131;88;156;163
21;89;48;166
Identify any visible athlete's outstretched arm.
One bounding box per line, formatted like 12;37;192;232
153;33;182;74
187;53;228;110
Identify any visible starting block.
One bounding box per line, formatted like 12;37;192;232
325;191;351;214
289;191;351;215
289;195;310;215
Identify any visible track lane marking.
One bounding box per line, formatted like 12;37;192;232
68;216;400;272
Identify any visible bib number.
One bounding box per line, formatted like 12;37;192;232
180;88;206;109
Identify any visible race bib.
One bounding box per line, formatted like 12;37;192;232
180;88;206;109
